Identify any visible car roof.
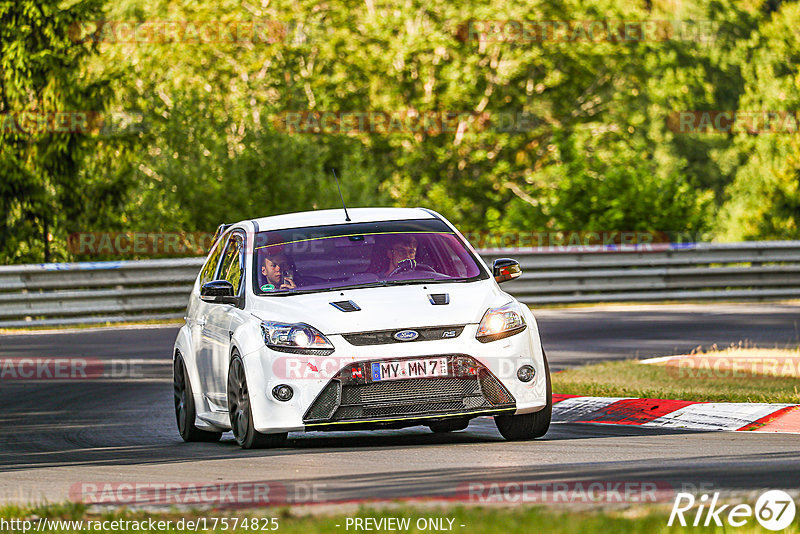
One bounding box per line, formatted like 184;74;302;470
246;207;438;232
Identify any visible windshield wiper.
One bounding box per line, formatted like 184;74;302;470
384;278;462;286
326;281;390;291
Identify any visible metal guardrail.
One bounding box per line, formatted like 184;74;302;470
0;259;203;328
0;241;799;328
482;241;800;305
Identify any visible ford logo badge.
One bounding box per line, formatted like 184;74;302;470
393;330;419;341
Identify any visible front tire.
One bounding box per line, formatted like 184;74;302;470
494;350;552;441
227;354;287;449
174;353;222;443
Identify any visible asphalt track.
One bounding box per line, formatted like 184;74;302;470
1;303;799;506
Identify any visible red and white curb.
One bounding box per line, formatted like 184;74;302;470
552;394;800;433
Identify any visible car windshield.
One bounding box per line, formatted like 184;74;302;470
252;219;487;295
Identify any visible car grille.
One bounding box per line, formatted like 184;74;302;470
303;354;515;424
342;326;465;346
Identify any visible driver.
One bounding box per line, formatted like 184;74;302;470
260;250;297;291
383;236;417;276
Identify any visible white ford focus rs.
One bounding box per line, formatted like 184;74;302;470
173;207;551;448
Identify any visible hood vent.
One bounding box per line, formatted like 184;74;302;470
331;300;361;312
428;293;450;305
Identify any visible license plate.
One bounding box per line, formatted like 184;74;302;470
371;357;448;381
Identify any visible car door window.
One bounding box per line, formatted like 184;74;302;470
199;238;225;286
218;235;244;295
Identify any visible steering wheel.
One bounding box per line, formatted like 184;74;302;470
388;259;440;278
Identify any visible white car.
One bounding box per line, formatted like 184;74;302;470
173;207;552;448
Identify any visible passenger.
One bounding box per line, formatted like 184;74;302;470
260;250;296;291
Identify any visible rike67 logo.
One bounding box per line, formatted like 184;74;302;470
669;490;796;531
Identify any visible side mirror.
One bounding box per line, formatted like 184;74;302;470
493;258;522;284
200;280;239;305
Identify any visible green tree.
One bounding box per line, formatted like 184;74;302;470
0;0;115;263
716;1;800;240
4;0;796;264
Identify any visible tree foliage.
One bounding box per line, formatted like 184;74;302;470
0;0;115;262
1;0;798;263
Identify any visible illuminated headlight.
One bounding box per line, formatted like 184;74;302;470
476;301;527;343
261;321;334;354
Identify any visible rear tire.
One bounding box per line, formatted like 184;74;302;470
227;353;287;449
428;418;470;433
174;353;223;443
494;350;552;441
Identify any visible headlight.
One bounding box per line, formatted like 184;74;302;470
261;321;335;354
476;301;527;343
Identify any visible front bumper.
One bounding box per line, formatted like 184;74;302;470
303;355;516;430
242;320;548;434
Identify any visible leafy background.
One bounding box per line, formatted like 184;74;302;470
1;0;798;263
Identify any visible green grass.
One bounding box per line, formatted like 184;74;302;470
1;503;797;533
552;358;800;403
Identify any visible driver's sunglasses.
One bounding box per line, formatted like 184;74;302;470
392;246;416;255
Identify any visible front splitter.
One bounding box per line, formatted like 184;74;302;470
303;406;516;432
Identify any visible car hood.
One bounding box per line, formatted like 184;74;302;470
248;280;508;334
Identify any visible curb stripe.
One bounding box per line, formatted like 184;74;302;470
551;396;630;422
551;394;800;434
738;405;800;432
643;402;795;431
574;398;698;425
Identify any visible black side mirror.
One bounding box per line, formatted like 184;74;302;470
493;258;522;284
200;280;239;305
